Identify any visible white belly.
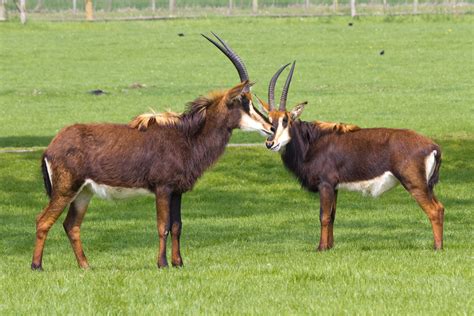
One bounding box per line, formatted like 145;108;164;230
82;179;153;200
336;171;399;197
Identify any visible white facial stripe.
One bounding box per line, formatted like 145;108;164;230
239;101;271;136
249;101;266;122
249;100;256;115
274;117;285;139
240;112;265;132
271;117;291;150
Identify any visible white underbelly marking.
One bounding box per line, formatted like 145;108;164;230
336;171;399;197
81;179;153;200
425;150;437;182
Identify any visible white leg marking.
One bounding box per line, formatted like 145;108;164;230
337;171;399;197
44;157;53;189
425;150;437;183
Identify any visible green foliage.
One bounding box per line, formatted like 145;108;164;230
0;16;473;314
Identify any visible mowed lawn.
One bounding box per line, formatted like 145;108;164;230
1;16;473;314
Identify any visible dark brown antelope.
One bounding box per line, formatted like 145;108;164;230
259;62;444;251
31;33;272;270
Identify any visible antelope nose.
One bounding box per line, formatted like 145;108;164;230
265;141;274;149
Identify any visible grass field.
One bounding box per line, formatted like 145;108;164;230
1;16;473;314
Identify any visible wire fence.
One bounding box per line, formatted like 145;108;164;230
1;0;473;22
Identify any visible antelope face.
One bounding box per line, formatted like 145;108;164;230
257;61;306;152
265;104;305;151
238;93;273;136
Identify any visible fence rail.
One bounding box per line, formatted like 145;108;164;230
1;0;473;22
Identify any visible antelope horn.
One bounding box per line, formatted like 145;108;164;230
268;63;290;111
279;61;296;111
202;33;249;83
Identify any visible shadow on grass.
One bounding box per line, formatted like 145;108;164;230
0;136;53;148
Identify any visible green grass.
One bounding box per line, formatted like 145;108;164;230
1;15;473;146
0;16;473;314
0;143;473;314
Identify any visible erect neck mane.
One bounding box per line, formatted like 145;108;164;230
282;120;319;171
281;119;361;177
129;91;227;137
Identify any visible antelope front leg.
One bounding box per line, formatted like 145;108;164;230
170;192;183;267
327;190;338;249
317;183;336;251
155;187;172;268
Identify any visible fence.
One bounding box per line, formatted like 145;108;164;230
1;0;473;22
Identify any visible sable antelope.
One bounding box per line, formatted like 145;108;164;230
260;62;444;251
31;33;272;270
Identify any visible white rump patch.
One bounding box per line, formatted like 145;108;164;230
44;157;53;189
425;150;437;183
336;171;399;197
80;179;153;200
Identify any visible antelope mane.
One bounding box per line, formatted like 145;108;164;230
315;121;360;134
129;91;226;133
129;110;181;131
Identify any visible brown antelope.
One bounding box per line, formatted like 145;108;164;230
259;62;444;251
31;33;272;270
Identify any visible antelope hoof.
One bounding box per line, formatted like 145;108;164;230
317;245;330;252
31;263;43;271
172;259;183;268
79;263;91;270
157;259;169;269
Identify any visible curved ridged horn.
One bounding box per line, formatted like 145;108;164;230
279;61;296;111
201;32;249;83
268;63;290;111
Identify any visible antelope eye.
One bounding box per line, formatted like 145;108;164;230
283;117;288;124
241;97;250;112
270;126;276;133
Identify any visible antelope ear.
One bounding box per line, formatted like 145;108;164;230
254;94;270;114
290;102;307;120
227;80;253;100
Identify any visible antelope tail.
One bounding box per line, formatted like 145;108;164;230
41;156;53;198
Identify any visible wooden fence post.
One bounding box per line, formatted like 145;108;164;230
350;0;356;17
85;0;93;20
0;0;7;21
151;0;156;12
252;0;258;14
228;0;233;15
413;0;418;14
305;0;310;9
383;0;387;13
34;0;44;12
73;0;77;14
333;0;338;13
169;0;176;15
106;0;113;12
16;0;27;24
